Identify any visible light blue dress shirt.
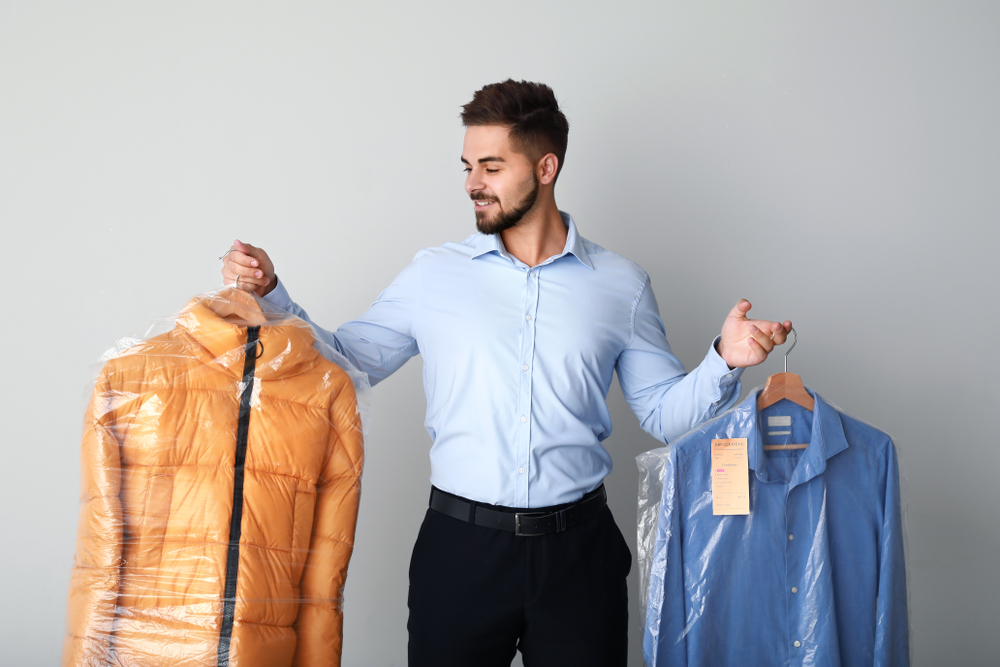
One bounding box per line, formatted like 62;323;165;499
265;212;743;507
643;389;909;667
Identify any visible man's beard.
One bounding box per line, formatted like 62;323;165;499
473;172;539;235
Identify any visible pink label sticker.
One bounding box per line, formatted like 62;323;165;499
716;469;725;473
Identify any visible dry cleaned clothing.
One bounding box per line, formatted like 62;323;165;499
264;211;742;507
63;289;365;667
643;390;909;667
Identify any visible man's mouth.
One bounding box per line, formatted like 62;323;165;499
474;200;496;208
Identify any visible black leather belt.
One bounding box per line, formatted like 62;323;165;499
429;485;607;537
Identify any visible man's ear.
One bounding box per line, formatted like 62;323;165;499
537;153;559;185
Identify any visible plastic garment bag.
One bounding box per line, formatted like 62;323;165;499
63;288;370;667
637;388;909;667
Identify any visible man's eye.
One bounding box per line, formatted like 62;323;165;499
486;169;499;174
462;167;471;173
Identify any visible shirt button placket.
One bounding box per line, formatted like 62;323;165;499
516;268;539;505
785;493;808;667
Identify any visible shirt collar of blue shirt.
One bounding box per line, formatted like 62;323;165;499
470;210;595;270
746;389;850;489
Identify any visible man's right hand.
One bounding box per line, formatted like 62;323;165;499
221;239;276;297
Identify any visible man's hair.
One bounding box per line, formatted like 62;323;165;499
461;79;569;180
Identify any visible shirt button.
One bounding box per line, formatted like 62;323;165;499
788;534;794;541
522;364;529;371
793;641;801;648
518;467;525;474
525;314;532;321
726;373;732;379
791;587;798;594
520;415;527;423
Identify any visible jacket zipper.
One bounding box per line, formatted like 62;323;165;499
217;325;261;666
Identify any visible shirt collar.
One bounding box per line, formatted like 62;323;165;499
470;211;594;270
746;388;849;489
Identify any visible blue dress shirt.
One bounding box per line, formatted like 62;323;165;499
643;389;909;666
265;212;743;507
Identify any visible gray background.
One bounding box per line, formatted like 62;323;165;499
1;1;997;665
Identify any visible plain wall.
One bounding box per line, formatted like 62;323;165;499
2;2;997;665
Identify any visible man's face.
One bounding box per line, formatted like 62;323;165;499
462;125;539;235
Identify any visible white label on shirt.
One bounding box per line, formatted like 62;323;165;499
768;416;792;427
768;430;792;436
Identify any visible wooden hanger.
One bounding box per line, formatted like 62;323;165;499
758;328;813;450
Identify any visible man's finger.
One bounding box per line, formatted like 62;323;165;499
753;321;781;341
727;298;752;320
770;324;788;346
225;250;257;269
747;325;775;354
747;320;789;345
236;239;268;269
760;320;792;345
223;261;266;282
220;268;239;287
224;272;269;291
234;239;262;261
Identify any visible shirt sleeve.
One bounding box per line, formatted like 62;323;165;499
264;261;421;386
875;439;910;666
616;276;743;443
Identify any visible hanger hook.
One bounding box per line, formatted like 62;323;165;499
784;328;797;373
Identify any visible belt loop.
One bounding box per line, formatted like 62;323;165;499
556;509;567;533
468;500;476;524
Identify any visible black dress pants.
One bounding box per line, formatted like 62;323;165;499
407;493;631;667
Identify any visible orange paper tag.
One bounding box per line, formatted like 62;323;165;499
712;438;750;515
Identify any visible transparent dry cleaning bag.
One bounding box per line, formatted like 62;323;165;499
63;288;370;667
637;387;909;667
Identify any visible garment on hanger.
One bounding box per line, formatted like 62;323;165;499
63;288;368;667
639;389;909;667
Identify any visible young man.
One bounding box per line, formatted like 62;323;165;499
223;80;791;666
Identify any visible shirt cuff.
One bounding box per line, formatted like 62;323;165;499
262;276;294;311
708;335;743;387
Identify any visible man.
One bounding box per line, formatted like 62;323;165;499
223;80;790;666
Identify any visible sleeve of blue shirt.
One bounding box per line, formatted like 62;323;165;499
643;443;688;667
876;439;910;666
616;276;743;444
263;266;420;386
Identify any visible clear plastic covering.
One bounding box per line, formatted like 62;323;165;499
637;387;909;667
63;287;369;667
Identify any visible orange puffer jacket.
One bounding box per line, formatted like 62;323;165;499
63;289;364;667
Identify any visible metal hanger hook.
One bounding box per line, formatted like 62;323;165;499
784;328;797;373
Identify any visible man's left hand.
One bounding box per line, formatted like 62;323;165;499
717;299;792;369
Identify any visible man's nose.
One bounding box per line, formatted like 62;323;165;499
465;170;482;195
